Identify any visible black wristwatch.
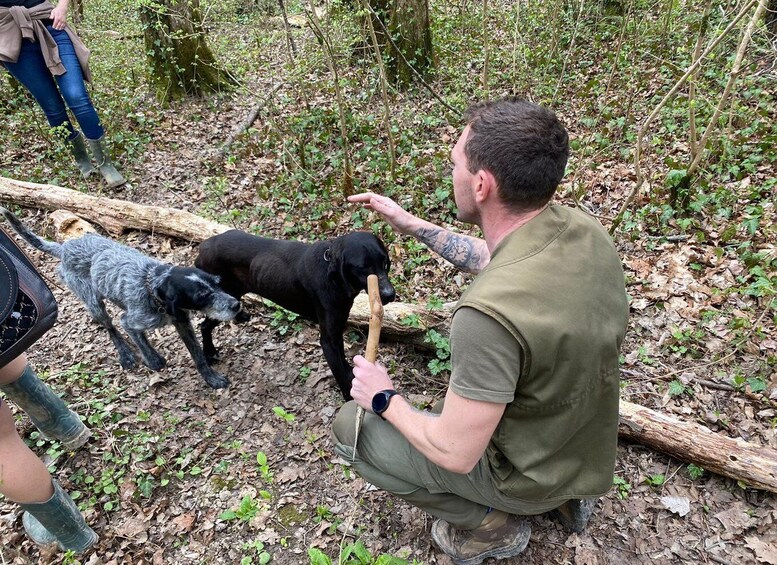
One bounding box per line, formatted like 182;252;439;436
372;389;399;419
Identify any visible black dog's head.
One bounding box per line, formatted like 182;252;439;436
326;233;396;304
155;267;242;322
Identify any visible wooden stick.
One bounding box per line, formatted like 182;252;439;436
352;275;384;459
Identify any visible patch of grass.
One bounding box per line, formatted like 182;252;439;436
613;475;631;499
308;540;419;565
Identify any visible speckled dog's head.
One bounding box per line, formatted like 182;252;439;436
154;267;241;322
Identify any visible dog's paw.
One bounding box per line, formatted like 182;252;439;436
205;372;230;389
144;355;166;371
119;353;138;370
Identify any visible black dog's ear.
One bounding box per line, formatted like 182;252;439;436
325;243;343;281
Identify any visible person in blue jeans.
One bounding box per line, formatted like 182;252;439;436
0;0;125;187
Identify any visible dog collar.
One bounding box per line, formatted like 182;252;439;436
144;268;166;313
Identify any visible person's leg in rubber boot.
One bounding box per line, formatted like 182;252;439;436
67;131;96;178
0;396;97;553
0;354;90;450
20;480;98;553
86;136;126;188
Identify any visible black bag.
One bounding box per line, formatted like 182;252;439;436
0;227;58;367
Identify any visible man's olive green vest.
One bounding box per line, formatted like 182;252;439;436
454;205;629;502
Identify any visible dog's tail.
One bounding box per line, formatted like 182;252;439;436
0;207;63;258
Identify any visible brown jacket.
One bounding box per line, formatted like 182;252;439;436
0;0;91;81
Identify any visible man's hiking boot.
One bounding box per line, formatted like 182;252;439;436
431;509;530;565
550;498;598;533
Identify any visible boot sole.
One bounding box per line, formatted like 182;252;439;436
62;425;91;450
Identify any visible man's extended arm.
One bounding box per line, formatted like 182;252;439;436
349;355;505;473
348;193;490;274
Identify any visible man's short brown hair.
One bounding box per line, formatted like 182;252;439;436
464;97;569;212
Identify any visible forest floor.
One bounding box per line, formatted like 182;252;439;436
1;7;776;565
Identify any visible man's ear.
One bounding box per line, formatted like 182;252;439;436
475;169;496;203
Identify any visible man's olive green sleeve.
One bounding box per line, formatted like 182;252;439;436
449;306;522;404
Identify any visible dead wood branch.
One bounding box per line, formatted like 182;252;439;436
686;0;768;178
619;400;777;493
0;176;228;240
217;82;283;160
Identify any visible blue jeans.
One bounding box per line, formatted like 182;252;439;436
2;27;103;140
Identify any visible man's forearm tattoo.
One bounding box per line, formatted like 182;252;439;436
415;227;486;273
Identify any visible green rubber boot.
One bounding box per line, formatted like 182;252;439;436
20;480;98;554
0;365;90;450
67;132;95;178
86;136;126;188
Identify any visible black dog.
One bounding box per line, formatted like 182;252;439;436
195;230;396;399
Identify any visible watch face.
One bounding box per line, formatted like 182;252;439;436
372;391;389;414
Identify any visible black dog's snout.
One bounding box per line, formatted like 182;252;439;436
380;286;396;305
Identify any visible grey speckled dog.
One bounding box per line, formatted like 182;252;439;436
0;208;241;389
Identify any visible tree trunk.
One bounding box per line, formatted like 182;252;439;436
138;0;236;104
766;0;777;36
368;0;434;87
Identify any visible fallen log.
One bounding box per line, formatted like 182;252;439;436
0;176;443;346
4;178;776;493
0;176;228;239
619;400;777;493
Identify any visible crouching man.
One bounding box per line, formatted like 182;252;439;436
332;97;629;564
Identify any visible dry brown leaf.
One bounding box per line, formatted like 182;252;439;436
745;536;777;564
171;512;196;533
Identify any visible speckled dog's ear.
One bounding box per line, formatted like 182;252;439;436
155;278;189;322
